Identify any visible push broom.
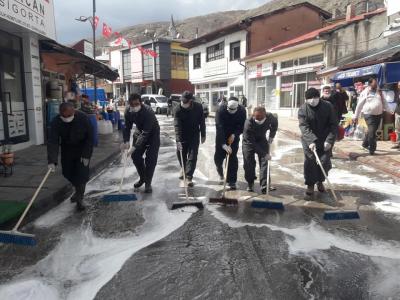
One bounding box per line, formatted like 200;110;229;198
209;144;239;206
171;149;204;210
0;169;52;246
313;149;360;221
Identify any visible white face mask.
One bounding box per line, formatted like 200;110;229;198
254;117;266;125
130;106;141;113
306;98;320;107
60;115;74;123
181;101;191;109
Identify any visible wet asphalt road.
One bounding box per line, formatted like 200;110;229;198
1;115;400;300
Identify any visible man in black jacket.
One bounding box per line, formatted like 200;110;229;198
298;88;337;198
174;91;206;186
242;107;278;194
47;102;93;211
121;93;160;193
214;96;246;190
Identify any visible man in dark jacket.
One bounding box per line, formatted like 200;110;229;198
174;91;206;187
243;107;278;194
332;83;349;122
214;96;246;190
47;102;93;211
298;88;337;198
121;93;160;193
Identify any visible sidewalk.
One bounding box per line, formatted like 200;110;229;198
279;117;400;178
0;132;122;227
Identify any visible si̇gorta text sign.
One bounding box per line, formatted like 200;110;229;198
387;0;400;16
0;0;56;40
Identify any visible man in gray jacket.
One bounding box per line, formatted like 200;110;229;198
242;107;278;194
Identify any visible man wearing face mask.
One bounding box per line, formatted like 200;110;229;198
47;102;93;211
298;88;337;198
174;91;206;186
242;107;278;193
214;96;246;190
121;93;160;193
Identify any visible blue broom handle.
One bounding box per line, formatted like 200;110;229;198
313;149;339;202
13;169;52;231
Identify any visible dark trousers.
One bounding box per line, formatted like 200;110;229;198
177;140;199;179
243;145;269;188
61;150;90;188
214;141;239;184
304;149;332;186
131;136;160;186
362;114;382;154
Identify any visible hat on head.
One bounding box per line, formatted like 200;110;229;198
181;91;193;101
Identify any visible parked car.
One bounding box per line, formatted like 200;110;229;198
141;94;168;114
169;94;209;118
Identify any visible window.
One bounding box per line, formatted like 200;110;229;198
171;51;188;71
308;54;324;64
206;41;224;62
299;57;308;65
281;60;293;69
230;41;241;61
142;46;154;80
193;53;201;69
122;50;131;81
219;82;228;88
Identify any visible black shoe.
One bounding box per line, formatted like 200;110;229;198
261;187;267;195
317;182;326;193
76;196;86;211
228;184;237;191
269;186;277;192
187;178;194;187
306;185;314;196
369;151;375;156
134;179;145;189
144;184;153;193
70;193;78;203
247;183;254;192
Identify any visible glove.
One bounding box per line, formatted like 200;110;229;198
127;146;136;156
81;158;90;167
324;142;332;152
268;138;274;144
265;154;272;161
176;142;183;151
48;163;56;173
227;134;235;145
222;144;232;154
201;136;206;144
120;142;129;152
309;143;316;152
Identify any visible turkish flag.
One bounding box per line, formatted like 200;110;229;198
110;36;123;47
93;16;99;30
102;23;112;38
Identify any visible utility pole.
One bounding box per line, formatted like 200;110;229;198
92;0;97;105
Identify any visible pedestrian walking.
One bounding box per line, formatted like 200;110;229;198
242;107;278;194
392;81;400;150
298;88;337;198
174;91;206;187
80;94;95;115
121;93;160;193
47;102;93;211
166;96;173;117
353;78;393;155
214;96;246;190
332;83;349;123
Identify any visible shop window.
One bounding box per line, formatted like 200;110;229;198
220;82;228;88
171;52;188;71
211;83;219;89
294;73;307;82
308;54;324;64
281;60;293;69
280;92;292;108
122;50;131;81
299;57;308;65
142;47;154;80
281;75;293;84
193;53;201;69
206;42;225;62
230;41;241;61
307;72;317;82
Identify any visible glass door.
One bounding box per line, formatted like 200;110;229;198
291;82;306;117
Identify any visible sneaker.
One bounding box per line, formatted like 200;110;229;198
187;178;194;187
144;184;153;194
306;185;314;196
269;186;277;192
247;183;254;192
134;179;145;189
228;184;237;191
317;182;326;193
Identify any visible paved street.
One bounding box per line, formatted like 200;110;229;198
1;115;400;299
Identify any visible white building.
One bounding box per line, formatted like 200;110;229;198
182;26;247;113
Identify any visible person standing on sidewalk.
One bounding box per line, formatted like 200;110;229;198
80;94;95;115
333;83;349;122
242;107;278;194
174;91;206;187
214;97;246;190
392;81;400;149
353;78;393;155
298;88;337;198
121;93;160;193
47;102;93;211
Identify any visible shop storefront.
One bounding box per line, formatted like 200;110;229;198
247;63;276;109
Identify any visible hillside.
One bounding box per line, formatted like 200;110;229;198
95;0;385;48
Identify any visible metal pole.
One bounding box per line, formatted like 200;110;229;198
93;0;97;105
152;39;156;94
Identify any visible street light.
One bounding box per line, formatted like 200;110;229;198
143;29;158;94
75;0;97;104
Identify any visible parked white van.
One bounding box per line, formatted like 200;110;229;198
141;94;168;114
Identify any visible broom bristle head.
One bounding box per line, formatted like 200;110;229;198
251;200;284;210
323;210;360;221
0;231;36;246
103;193;138;202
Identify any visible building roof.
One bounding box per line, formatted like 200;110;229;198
244;7;386;61
181;2;331;49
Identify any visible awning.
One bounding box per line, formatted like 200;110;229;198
40;40;118;81
332;63;384;87
385;62;400;84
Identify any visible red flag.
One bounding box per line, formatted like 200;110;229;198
93;16;99;30
110;36;123;47
102;23;112;38
114;32;121;37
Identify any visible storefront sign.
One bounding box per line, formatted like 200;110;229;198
387;0;400;16
0;0;56;40
277;66;317;76
248;63;273;79
84;40;94;59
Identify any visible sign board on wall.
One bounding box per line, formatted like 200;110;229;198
0;0;56;40
84;41;94;58
387;0;400;16
248;63;274;79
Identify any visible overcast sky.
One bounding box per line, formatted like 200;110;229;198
54;0;267;44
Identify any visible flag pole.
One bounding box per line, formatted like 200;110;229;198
93;0;97;105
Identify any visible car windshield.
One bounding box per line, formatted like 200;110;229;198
155;96;167;103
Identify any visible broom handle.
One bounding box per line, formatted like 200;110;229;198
13;169;52;231
222;152;231;198
313;149;339;202
180;149;189;201
118;150;129;193
266;147;271;197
